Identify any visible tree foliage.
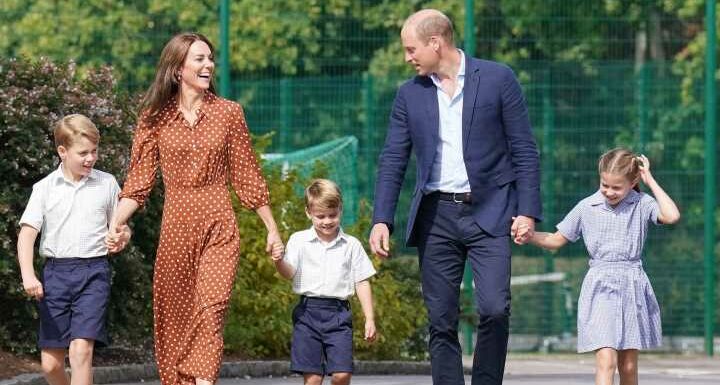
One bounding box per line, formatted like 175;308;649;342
224;156;427;359
0;57;154;352
1;0;718;352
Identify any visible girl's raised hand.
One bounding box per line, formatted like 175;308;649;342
637;154;653;184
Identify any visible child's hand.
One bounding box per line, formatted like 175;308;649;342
22;275;44;300
270;241;284;262
106;224;131;254
511;216;535;245
637;154;653;185
268;232;284;262
266;231;284;262
364;319;377;343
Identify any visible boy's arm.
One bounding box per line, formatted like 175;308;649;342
106;179;131;254
17;225;43;300
356;279;376;342
107;198;140;251
528;231;569;251
271;234;298;280
107;225;132;254
273;259;296;280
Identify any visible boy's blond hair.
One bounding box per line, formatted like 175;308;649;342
305;179;343;211
53;114;100;148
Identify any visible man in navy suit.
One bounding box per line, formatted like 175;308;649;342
369;9;541;385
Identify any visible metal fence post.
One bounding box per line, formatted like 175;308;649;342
637;63;649;151
462;0;476;355
703;0;717;357
363;73;375;199
219;0;230;98
542;68;556;340
280;78;293;153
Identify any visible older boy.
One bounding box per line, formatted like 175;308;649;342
271;179;376;385
17;114;129;385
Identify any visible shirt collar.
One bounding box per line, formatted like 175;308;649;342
588;189;639;208
169;90;216;122
308;226;347;246
430;49;465;85
52;163;97;185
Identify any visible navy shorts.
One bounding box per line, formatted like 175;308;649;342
38;256;111;349
290;296;353;375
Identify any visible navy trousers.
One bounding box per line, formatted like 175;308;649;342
414;194;511;385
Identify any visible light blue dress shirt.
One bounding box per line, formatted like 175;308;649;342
425;50;471;193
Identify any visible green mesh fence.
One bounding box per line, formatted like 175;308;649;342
262;136;359;224
243;61;713;343
2;0;717;351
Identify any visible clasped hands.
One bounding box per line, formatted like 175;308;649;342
106;223;132;254
511;215;535;245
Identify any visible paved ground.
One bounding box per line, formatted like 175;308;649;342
111;354;720;385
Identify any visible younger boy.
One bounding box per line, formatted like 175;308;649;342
271;179;376;385
17;114;130;385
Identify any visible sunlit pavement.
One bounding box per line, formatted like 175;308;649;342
111;355;720;385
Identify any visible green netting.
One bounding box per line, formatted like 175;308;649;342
243;60;715;342
2;0;717;350
263;136;359;224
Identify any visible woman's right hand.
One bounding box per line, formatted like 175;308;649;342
266;230;284;261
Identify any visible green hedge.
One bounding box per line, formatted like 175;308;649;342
0;57;154;353
0;57;428;360
224;160;428;360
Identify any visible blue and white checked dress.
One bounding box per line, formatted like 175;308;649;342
557;189;662;352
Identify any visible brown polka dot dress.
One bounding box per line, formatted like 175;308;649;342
119;92;269;385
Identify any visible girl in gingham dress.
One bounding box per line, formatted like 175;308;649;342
522;148;680;385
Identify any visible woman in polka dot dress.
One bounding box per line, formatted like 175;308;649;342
109;33;285;385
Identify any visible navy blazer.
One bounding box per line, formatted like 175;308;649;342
372;56;542;246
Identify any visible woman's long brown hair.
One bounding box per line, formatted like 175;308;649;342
139;32;216;122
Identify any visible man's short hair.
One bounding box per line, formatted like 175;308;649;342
409;10;455;45
305;179;343;211
53;114;100;148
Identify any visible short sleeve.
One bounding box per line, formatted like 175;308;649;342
227;103;270;210
283;233;301;271
119;115;159;208
107;176;121;225
640;193;660;225
556;201;584;242
19;183;45;231
350;238;376;283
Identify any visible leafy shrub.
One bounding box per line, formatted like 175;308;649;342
224;160;427;360
0;57;429;360
0;57;153;352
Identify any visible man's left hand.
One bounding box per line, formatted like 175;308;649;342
511;215;535;245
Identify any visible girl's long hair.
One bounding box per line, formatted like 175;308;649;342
598;147;641;192
139;32;216;122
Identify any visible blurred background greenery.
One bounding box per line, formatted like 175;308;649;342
0;0;718;357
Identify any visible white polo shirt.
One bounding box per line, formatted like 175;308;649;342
19;165;120;258
284;227;376;300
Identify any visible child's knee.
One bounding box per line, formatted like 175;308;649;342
331;372;351;385
41;352;65;375
595;350;617;372
41;359;64;376
68;339;95;363
618;356;637;374
303;374;323;385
